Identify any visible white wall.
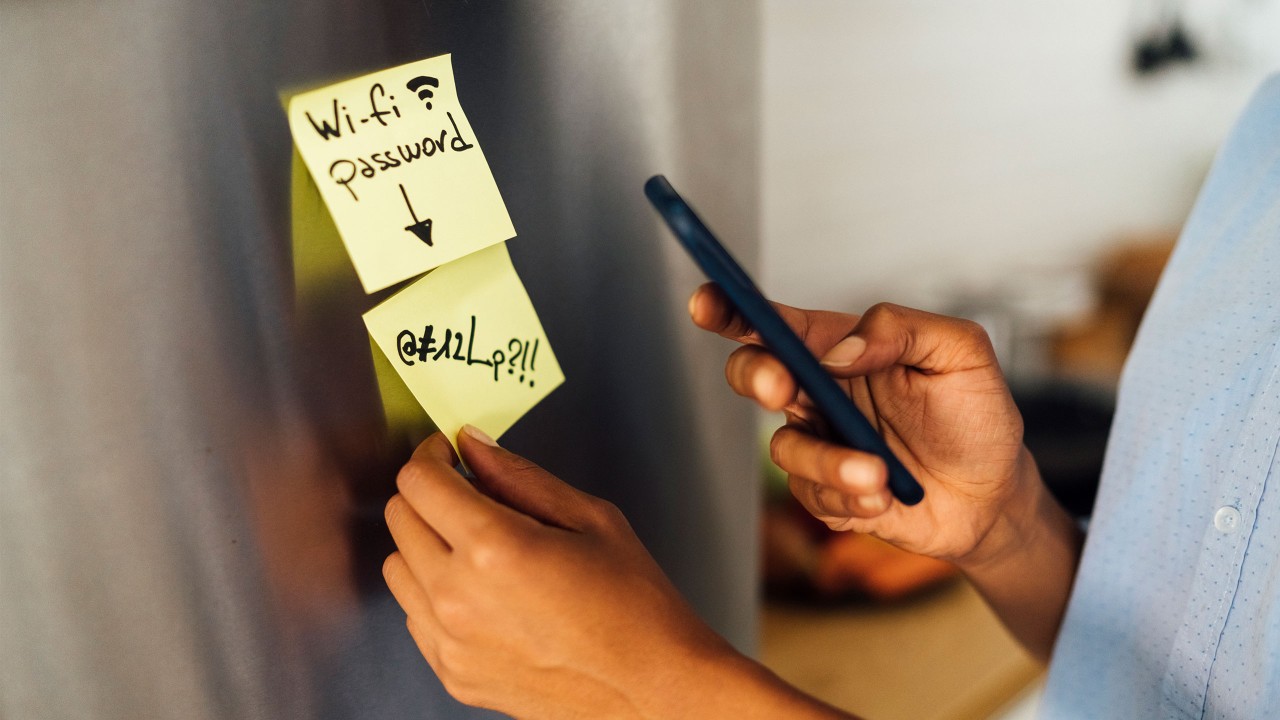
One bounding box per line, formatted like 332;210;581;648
761;0;1280;318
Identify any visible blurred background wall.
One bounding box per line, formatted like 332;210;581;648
761;0;1280;321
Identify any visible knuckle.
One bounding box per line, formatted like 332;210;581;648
432;592;473;632
468;544;507;574
862;302;901;326
500;449;542;476
728;314;753;339
433;642;480;705
467;525;521;572
823;515;855;532
442;674;479;707
788;475;825;515
716;303;753;338
585;497;626;529
446;685;475;707
956;318;990;344
508;461;552;490
433;654;465;698
801;479;859;523
768;430;787;467
809;484;840;517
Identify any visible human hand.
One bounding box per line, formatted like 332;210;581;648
383;428;850;719
690;284;1041;566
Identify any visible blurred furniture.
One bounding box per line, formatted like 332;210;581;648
761;582;1041;720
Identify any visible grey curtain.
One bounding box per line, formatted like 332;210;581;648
0;2;761;718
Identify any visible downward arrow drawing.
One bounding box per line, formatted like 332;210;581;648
400;183;433;246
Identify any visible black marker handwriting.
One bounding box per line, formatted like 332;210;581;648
305;81;405;141
396;315;539;388
327;112;474;201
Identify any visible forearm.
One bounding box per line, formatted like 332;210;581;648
653;648;859;720
956;448;1085;663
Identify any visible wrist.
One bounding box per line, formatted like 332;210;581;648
955;447;1070;574
948;446;1084;661
647;639;855;720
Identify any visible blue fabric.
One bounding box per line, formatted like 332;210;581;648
1042;75;1280;719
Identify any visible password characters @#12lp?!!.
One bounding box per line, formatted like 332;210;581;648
397;316;541;387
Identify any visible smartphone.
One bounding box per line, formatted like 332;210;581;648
645;175;924;506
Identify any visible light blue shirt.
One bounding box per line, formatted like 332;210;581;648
1042;75;1280;719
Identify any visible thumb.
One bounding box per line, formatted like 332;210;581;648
818;303;997;377
456;425;598;531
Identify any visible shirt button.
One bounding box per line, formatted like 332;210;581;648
1213;506;1242;534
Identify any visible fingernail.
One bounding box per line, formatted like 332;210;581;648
838;459;878;492
688;291;700;319
821;336;867;368
856;493;889;514
462;424;498;447
752;369;770;400
752;365;787;405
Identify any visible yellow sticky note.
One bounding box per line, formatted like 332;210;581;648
288;54;516;294
363;243;564;448
290;145;358;299
290;145;434;442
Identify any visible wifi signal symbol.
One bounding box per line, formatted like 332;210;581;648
406;76;440;110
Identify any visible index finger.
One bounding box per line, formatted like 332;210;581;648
688;283;861;354
689;283;760;343
396;433;505;546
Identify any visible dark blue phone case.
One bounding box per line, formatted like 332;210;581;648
645;175;924;506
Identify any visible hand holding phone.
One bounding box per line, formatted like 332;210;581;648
645;175;924;506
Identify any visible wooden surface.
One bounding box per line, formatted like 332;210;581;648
759;580;1043;720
